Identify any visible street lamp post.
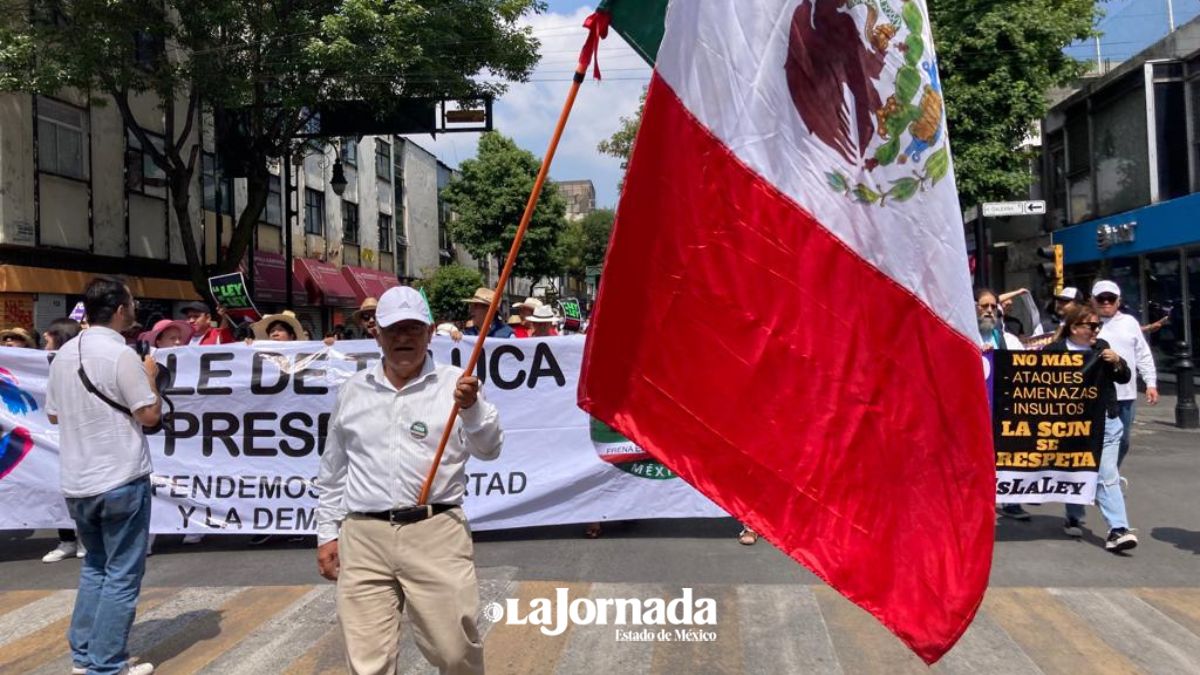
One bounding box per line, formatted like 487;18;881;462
1175;341;1199;429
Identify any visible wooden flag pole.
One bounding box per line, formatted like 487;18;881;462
417;12;610;506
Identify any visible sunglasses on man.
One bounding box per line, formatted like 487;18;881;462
1094;294;1119;304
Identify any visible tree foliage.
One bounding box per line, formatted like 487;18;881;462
556;208;614;287
0;0;544;299
597;6;1098;209
930;0;1098;207
416;263;484;323
439;131;566;281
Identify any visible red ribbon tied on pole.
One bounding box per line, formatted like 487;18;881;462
578;11;611;80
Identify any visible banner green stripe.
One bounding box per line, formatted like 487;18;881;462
598;0;667;66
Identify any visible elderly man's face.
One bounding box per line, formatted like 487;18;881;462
469;303;489;329
377;320;433;380
1093;293;1120;318
976;293;998;332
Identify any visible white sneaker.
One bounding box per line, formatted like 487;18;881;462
70;666;86;674
41;542;78;563
119;663;155;674
182;534;205;545
76;544;86;559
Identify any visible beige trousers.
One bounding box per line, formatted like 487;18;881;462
336;510;484;675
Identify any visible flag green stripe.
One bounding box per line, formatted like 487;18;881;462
598;0;667;66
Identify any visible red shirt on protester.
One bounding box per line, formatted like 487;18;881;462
512;325;531;338
193;326;235;345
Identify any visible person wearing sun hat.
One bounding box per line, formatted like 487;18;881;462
521;304;560;338
316;285;502;675
461;287;514;338
137;319;194;349
250;311;310;342
351;297;380;338
1091;279;1157;467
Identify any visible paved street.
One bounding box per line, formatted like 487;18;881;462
2;397;1197;674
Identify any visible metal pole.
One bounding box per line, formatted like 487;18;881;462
1167;0;1176;32
1094;36;1103;75
284;153;294;309
1175;341;1198;428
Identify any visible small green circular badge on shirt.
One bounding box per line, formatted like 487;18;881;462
410;421;429;440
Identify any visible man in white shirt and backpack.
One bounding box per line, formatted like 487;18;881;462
1092;280;1158;467
46;277;161;675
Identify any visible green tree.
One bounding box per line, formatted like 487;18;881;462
556;208;614;287
597;6;1098;210
417;263;483;323
0;0;543;300
440;131;566;281
930;0;1098;208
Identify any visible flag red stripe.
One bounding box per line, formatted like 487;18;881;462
579;74;994;663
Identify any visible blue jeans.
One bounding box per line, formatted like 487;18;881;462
66;477;151;675
1066;416;1128;531
1115;400;1135;467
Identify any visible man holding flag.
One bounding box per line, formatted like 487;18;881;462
580;0;994;663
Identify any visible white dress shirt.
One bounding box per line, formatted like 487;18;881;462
316;356;502;545
45;326;157;498
1098;312;1157;401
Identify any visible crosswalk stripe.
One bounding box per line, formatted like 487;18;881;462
811;585;929;674
551;582;664;675
0;589;76;649
483;580;591;675
737;585;842;674
983;588;1141;674
281;620;347;675
5;584;1200;674
1135;588;1200;638
648;584;741;674
935;608;1043;674
196;586;337;675
0;586;178;674
0;589;55;617
1050;588;1200;673
142;585;314;674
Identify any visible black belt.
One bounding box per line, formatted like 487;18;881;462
357;504;457;524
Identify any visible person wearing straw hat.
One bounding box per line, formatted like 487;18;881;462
509;297;541;338
351;297;380;338
250;311;310;342
522;304;559;338
461;287;514;338
316;285;502;675
0;326;38;349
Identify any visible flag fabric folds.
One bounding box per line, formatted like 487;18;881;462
580;0;994;663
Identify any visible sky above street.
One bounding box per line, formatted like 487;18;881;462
402;0;649;209
405;0;1196;211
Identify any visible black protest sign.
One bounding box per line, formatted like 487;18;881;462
992;350;1105;504
208;272;261;323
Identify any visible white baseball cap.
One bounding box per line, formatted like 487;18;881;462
1091;280;1121;298
1055;287;1080;301
376;286;432;327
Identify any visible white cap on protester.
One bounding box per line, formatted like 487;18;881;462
376;286;432;327
1092;280;1121;298
1056;287;1080;301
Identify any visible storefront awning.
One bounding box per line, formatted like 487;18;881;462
293;258;358;307
340;265;400;304
245;252;302;305
0;264;201;300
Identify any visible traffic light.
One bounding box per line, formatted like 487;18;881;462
1036;244;1064;294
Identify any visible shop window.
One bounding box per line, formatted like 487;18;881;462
37;98;89;180
1155;81;1189;202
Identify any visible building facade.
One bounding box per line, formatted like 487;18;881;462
1037;16;1200;374
0;87;469;337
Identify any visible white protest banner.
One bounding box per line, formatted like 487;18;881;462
0;336;726;534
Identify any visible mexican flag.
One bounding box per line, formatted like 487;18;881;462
579;0;993;664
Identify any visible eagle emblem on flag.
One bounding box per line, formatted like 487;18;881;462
785;0;950;206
